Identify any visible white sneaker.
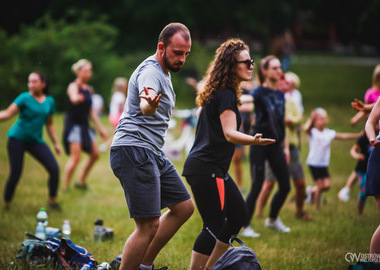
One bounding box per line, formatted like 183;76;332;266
240;226;261;238
99;143;108;153
265;218;291;233
305;185;314;204
338;186;350;202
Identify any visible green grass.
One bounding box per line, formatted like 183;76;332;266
1;53;379;269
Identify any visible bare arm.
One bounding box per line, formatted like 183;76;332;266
90;107;108;141
335;131;363;140
351;98;374;113
67;83;85;105
45;115;62;155
0;103;19;122
220;109;275;146
350;143;365;161
350;111;368;126
139;87;162;116
365;97;380;148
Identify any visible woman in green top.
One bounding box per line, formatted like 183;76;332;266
0;72;62;210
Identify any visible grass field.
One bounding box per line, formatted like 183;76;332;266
1;54;380;269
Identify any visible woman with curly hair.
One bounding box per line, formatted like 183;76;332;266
182;39;275;270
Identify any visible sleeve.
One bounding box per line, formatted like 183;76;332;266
49;97;56;115
136;66;161;95
217;89;237;115
364;88;372;104
13;93;26;109
328;129;336;141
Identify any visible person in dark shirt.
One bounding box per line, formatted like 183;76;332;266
242;55;292;236
62;59;108;191
183;39;274;270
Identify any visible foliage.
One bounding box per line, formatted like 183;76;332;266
0;15;123;111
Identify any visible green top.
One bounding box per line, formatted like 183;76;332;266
7;92;56;143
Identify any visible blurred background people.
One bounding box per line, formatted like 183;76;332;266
0;72;61;209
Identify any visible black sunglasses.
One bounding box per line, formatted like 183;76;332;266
237;59;254;68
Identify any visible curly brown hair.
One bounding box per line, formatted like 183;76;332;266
196;39;249;108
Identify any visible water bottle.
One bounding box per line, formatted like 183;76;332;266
93;219;104;242
80;261;94;270
35;208;48;240
62;220;72;239
97;262;111;269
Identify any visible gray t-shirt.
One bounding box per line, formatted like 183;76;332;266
111;55;176;154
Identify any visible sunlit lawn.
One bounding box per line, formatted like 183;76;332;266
0;53;379;269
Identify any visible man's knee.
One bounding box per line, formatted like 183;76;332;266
171;198;195;220
135;217;160;239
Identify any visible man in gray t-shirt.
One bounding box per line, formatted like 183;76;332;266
110;23;194;270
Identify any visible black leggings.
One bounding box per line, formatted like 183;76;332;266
4;138;59;202
185;174;248;256
244;143;290;226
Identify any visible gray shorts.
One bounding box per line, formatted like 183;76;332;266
265;146;304;181
110;146;191;218
67;125;96;143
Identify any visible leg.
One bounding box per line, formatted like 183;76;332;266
204;240;230;270
77;141;100;185
120;217;160;270
27;143;60;204
3;139;25;207
141;198;194;266
63;142;81;190
370;196;380;254
205;175;247;269
244;145;266;227
267;145;291;220
347;171;357;189
256;180;275;218
190;251;209;270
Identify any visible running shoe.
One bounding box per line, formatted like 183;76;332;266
265;218;291;233
240;226;261;238
338;186;350;202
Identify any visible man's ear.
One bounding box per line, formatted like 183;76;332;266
158;42;165;52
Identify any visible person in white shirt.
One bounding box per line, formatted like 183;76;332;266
304;107;361;211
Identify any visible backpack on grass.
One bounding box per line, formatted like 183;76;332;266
16;233;97;269
212;237;261;270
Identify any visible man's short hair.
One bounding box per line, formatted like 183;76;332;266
158;23;191;46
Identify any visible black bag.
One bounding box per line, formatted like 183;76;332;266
212;237;261;270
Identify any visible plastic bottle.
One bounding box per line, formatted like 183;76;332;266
97;262;111;269
35;208;48;240
62;220;72;239
80;262;94;270
93;219;104;242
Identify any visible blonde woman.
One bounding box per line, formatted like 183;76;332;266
62;59;107;190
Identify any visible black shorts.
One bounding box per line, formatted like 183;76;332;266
308;165;330;181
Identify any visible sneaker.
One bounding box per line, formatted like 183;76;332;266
46;202;62;211
338;186;350;202
74;182;88;190
240;226;261;238
265;218;291;233
305;185;314;204
99;143;108;153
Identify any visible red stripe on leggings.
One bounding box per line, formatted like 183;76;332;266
216;177;225;211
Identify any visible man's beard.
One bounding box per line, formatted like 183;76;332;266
163;51;182;73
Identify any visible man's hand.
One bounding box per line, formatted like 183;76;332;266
139;87;162;116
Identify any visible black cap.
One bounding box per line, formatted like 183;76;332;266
94;219;103;226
